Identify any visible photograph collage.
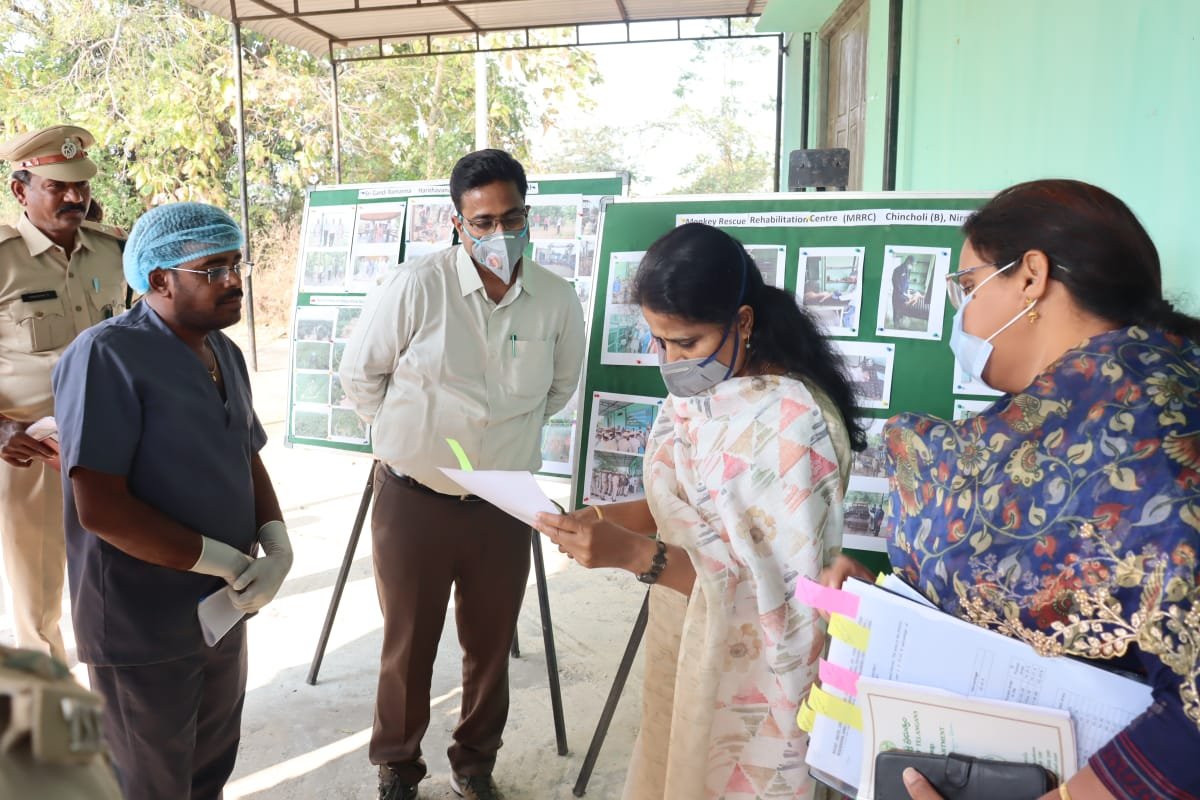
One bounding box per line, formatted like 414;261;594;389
581;392;663;505
289;303;369;446
300;202;407;295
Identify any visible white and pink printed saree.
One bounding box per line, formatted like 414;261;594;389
623;374;851;800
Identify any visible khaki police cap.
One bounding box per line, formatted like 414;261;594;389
0;125;98;182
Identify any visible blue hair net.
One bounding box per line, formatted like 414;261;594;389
123;202;245;293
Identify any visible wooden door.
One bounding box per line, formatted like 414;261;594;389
823;0;869;189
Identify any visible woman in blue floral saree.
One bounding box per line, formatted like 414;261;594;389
831;180;1200;800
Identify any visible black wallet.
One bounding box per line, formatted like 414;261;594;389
874;751;1055;800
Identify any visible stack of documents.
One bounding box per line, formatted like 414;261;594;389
795;576;1153;798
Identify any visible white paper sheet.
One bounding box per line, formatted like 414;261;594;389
198;588;245;647
25;416;57;441
805;579;1153;793
439;468;559;527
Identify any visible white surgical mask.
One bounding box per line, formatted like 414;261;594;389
463;226;528;284
948;261;1031;387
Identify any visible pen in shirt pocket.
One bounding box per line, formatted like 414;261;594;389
510;333;517;356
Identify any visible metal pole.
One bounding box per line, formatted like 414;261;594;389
231;21;258;370
330;42;343;183
307;463;376;685
530;526;568;755
474;50;488;149
772;33;784;193
572;592;649;796
801;33;812;150
883;0;904;190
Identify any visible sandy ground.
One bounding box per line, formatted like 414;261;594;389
0;327;645;799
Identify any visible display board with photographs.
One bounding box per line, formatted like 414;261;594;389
288;174;627;458
578;193;989;568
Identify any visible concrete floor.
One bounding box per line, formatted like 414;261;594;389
0;332;645;799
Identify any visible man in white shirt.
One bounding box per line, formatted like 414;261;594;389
340;149;585;800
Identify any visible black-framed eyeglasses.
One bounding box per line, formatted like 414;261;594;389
459;206;530;237
167;262;253;284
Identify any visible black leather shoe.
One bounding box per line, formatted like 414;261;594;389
378;766;418;800
450;772;504;800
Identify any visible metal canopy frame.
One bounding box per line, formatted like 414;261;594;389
219;4;780;367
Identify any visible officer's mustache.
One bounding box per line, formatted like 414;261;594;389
219;289;244;304
58;203;86;215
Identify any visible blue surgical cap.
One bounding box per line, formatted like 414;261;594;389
123;202;245;293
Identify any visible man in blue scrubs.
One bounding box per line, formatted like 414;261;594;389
52;202;292;800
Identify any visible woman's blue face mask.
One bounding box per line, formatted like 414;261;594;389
947;260;1029;386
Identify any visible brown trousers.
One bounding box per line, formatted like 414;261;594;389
369;465;531;784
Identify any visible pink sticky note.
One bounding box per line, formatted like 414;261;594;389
819;658;860;697
795;577;861;618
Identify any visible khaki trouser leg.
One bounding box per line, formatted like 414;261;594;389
0;459;66;662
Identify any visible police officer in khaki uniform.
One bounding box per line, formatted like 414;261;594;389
0;644;123;798
0;125;126;662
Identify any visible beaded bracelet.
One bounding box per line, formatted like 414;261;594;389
636;539;668;584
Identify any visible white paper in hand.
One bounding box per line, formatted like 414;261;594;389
439;468;559;527
25;416;57;442
198;587;245;646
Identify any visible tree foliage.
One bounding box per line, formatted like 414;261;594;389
0;0;599;231
672;40;775;195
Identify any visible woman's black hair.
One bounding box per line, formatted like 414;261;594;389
633;222;867;451
963;179;1200;340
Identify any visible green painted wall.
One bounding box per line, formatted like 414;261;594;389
764;0;1200;308
894;0;1200;307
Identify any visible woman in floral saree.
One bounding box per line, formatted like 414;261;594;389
536;223;865;799
829;180;1200;800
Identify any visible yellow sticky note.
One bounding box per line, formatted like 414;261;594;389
797;699;817;733
828;613;870;651
875;571;888;586
446;438;474;471
809;684;863;730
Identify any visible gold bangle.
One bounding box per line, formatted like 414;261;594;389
1059;781;1071;800
592;505;604;522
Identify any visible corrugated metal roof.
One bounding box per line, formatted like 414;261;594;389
185;0;768;57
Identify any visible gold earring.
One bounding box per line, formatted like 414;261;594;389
1025;297;1040;324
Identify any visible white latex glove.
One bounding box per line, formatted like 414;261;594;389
230;520;293;614
189;536;254;585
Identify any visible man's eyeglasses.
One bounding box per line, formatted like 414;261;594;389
458;207;530;237
167;262;254;284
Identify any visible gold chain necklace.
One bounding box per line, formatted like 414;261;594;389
204;344;220;383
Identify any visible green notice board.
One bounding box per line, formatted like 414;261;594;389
575;193;991;570
286;173;627;462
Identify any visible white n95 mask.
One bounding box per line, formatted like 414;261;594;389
465;228;528;284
